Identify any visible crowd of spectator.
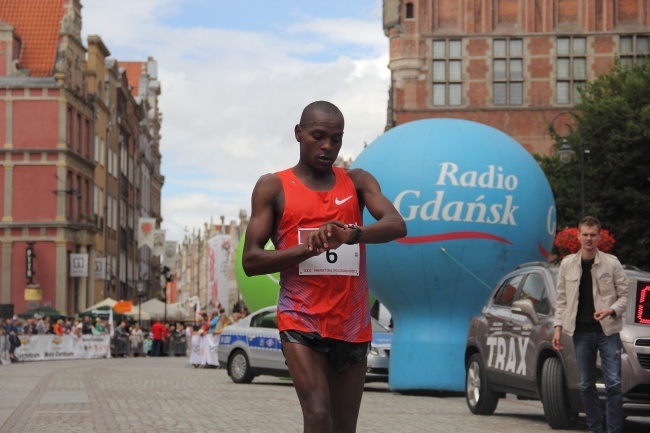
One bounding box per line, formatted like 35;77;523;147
0;301;251;364
0;315;110;338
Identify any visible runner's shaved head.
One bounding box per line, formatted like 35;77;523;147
299;101;344;128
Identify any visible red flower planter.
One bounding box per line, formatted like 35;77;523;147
553;227;615;261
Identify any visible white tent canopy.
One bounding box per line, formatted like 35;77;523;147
139;299;188;321
83;297;151;321
84;297;117;311
126;306;151;321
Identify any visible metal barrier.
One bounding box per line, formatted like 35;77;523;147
162;337;171;356
111;336;131;358
168;335;187;357
130;340;145;357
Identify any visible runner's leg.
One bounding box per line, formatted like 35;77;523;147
283;341;333;433
329;357;367;433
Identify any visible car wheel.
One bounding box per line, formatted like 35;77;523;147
228;349;254;384
466;353;499;415
541;357;578;429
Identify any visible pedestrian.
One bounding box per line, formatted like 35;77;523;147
63;318;73;334
53;318;65;336
207;311;219;334
145;333;153;356
114;321;130;357
95;318;106;334
552;216;628;433
150;320;166;356
213;313;232;337
129;323;144;357
8;329;21;363
35;315;47;334
81;315;93;335
242;100;407;433
23;317;36;335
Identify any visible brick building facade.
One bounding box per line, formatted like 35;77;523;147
383;0;650;154
0;0;164;316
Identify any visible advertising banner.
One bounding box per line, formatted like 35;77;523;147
70;254;88;277
207;236;218;307
138;218;156;249
153;230;166;256
14;334;110;361
94;257;106;280
207;235;231;309
162;241;177;272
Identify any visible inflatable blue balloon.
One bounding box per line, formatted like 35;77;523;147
352;119;555;391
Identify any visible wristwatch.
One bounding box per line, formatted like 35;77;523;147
345;224;362;245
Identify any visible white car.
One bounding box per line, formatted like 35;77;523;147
217;306;391;383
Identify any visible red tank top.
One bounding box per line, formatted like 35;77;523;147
272;167;371;343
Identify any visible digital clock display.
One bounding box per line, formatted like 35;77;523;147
635;279;650;325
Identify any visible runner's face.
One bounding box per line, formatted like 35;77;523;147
295;112;344;171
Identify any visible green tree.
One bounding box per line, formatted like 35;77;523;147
537;61;650;270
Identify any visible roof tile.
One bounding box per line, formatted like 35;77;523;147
121;61;147;97
0;0;65;77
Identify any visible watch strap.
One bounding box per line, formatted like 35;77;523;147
345;224;362;245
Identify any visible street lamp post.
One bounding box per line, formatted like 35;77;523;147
551;111;587;217
136;281;145;329
161;266;172;323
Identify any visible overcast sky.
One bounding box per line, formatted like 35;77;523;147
82;0;389;242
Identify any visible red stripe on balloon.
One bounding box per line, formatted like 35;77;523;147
538;242;550;258
396;232;513;245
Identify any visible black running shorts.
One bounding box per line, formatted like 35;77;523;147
280;330;370;373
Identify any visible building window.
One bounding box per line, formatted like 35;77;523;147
493;38;523;106
556;36;587;105
432;39;463;107
405;2;414;19
620;35;649;66
76;113;82;152
112;197;118;229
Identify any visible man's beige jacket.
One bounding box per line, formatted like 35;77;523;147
554;249;628;336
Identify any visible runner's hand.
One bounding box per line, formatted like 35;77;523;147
308;220;349;253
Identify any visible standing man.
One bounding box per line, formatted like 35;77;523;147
243;101;406;433
81;315;93;335
552;216;628;433
150;319;166;357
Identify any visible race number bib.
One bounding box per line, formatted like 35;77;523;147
298;227;360;276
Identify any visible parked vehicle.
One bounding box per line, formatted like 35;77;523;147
217;306;392;384
465;262;650;429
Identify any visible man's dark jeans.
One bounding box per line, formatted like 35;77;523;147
153;339;163;357
573;330;623;433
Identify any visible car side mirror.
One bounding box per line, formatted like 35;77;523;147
512;299;538;325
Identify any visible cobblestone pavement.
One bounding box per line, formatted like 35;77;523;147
1;357;648;433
